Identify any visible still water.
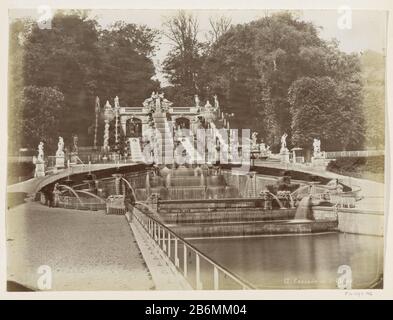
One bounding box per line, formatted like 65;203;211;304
190;233;383;289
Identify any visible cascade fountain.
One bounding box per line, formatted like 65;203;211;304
294;195;312;220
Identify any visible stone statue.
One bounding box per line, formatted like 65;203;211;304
204;100;212;109
155;93;161;110
142;92;157;110
114;96;120;108
195;94;200;107
72;134;79;153
160;93;173;112
37;141;44;162
35;141;46;177
56;137;64;157
313;138;321;156
252;132;258;144
214;95;219;109
281;133;288;151
143;92;172;113
251;132;259;151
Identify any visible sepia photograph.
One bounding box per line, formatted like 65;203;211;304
2;1;390;298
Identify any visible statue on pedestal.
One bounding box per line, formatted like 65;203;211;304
280;133;290;163
213;95;219;110
143;92;172;114
280;133;288;152
56;137;64;157
313;138;321;157
35;141;46;177
251;132;259;151
155;93;161;110
195;94;200;107
55;137;65;168
114;96;120;108
72;135;78;153
37;141;44;162
159;92;172;112
143;92;156;111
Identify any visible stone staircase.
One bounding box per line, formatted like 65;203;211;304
153;112;174;165
129;138;144;162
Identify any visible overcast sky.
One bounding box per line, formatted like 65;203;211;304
10;9;388;84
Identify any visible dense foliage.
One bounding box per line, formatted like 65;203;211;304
9;10;384;155
9;10;159;153
326;156;384;183
163;12;375;152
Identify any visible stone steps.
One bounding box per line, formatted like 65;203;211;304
169;219;338;238
160;208;296;224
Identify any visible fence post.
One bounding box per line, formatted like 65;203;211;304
213;266;219;290
167;233;171;258
196;254;202;290
163;228;167;252
175;238;179;267
183;244;188;277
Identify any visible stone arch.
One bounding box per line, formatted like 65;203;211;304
175;117;191;130
126;117;142;138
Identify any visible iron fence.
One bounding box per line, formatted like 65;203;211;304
132;204;255;290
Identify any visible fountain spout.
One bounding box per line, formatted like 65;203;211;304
166;173;171;187
200;173;205;187
146;173;151;195
294;195;312;220
267;191;284;209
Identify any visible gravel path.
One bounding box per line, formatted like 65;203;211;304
6;202;154;291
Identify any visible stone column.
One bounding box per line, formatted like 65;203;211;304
112;173;124;195
120;117;127;136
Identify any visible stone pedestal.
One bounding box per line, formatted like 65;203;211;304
70;152;78;164
312;152;327;168
35;162;45;177
280;149;290;163
55;155;65;168
312;156;327;168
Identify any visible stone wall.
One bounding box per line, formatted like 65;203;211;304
313;206;384;236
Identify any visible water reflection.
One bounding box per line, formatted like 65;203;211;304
190;233;383;289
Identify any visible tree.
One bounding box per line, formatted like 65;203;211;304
17;86;65;153
289;75;365;151
201;13;324;147
201;12;365;150
289;77;339;150
8;18;34;154
207;15;232;44
360;50;385;149
162;10;205;106
9;11;160;151
21;11;100;145
97;21;160;107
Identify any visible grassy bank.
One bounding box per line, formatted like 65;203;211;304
326;156;384;183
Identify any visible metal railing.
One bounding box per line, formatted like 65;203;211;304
106;195;127;215
131;204;255;290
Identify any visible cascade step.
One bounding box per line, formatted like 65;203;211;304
159;208;296;224
129;138;144;162
169;219;338;238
